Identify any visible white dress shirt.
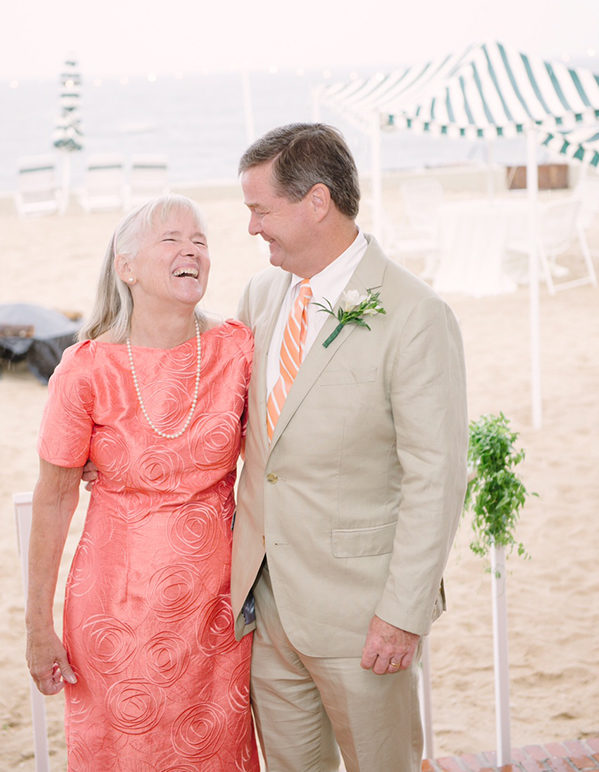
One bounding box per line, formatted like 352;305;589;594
266;230;368;394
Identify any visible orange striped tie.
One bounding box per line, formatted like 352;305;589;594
266;279;313;441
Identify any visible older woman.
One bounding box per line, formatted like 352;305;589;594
25;195;259;769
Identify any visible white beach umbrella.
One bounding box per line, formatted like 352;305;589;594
53;56;83;210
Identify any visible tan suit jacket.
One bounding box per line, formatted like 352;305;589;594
231;234;468;657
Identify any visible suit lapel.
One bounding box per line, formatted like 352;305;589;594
268;237;388;450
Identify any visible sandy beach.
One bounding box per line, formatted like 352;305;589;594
1;172;598;770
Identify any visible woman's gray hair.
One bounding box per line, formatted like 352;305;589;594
79;194;206;342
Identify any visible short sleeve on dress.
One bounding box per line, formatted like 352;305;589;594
37;341;95;467
226;319;253;425
225;319;254;379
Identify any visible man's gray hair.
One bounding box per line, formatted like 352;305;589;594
239;123;360;219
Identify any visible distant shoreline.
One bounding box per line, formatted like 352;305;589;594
2;162;583;217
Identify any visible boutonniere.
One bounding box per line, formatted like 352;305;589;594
314;287;386;348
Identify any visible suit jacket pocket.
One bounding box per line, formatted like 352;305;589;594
331;521;396;557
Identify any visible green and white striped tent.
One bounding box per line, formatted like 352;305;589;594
541;126;599;167
315;41;599;229
316;39;599;134
315;41;599;430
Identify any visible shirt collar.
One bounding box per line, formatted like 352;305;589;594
289;229;367;299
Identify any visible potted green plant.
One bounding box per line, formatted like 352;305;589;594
465;411;535;561
463;411;537;766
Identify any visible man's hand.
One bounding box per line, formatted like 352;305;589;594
81;459;99;491
360;615;421;675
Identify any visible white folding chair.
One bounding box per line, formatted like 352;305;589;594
574;174;599;232
127;154;169;207
574;175;599;261
392;178;444;276
434;201;515;296
15;155;61;217
507;197;597;294
79;153;127;212
14;492;50;772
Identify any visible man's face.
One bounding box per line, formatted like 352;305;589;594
240;161;315;276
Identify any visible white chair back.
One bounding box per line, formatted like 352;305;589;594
14;492;50;772
385;178;445;274
539;198;580;257
400;178;444;233
506;196;597;293
128;154;169;207
79;153;127;212
434;202;513;296
574;175;599;230
15;155;60;216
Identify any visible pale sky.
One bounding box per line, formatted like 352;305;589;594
1;0;598;79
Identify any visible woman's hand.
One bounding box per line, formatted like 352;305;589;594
26;461;83;695
26;626;77;695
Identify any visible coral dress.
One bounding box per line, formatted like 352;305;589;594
38;320;259;771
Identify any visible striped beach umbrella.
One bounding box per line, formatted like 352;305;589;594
53;56;83;209
53;56;83;152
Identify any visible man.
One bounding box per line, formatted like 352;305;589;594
231;123;468;771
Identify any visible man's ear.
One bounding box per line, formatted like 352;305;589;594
309;183;331;222
114;253;135;285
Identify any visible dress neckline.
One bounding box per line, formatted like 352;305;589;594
91;319;231;351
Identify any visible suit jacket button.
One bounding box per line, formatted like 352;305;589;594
266;473;278;483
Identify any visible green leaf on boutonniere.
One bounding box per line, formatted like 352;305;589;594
314;287;386;348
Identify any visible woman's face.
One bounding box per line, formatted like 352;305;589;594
125;207;211;310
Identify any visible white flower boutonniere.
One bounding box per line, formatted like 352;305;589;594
314;286;386;348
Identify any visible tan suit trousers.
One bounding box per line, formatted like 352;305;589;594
251;565;423;772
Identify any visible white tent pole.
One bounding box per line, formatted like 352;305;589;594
419;636;434;761
14;493;50;771
486;137;496;201
526;125;542;429
370;112;383;240
491;543;511;766
241;69;255;145
60;151;71;215
312;85;322;122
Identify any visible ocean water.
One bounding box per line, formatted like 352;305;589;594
0;68;533;193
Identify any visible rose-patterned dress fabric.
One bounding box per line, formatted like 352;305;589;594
38;320;259;771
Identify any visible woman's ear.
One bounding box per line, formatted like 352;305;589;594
114;254;135;285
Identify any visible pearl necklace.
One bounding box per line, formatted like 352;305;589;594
126;317;201;439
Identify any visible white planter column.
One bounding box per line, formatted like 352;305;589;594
491;543;511;766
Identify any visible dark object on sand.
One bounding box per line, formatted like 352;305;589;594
0;303;82;383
